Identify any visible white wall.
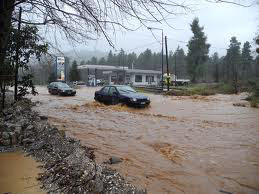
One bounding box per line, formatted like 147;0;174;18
130;74;159;86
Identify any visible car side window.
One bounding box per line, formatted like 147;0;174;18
101;87;109;94
108;87;117;95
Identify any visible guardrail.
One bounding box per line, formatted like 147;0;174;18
133;85;188;93
133;86;162;93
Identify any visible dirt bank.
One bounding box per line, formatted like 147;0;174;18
0;99;145;194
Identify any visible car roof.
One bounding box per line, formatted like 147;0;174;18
51;81;67;84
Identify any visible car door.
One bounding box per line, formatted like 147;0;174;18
99;86;110;103
52;83;59;94
48;83;53;93
107;86;119;105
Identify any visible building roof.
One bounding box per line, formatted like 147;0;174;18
78;65;162;74
127;69;161;74
78;65;128;70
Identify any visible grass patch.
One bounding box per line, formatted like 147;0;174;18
165;83;236;96
135;88;150;93
246;94;259;108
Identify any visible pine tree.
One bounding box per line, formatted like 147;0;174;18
186;18;210;82
90;57;97;65
98;57;106;65
69;60;80;81
80;60;85;66
127;52;137;69
171;47;187;79
106;50;114;65
225;37;241;93
225;37;241;79
118;49;126;67
241;41;253;78
211;52;220;82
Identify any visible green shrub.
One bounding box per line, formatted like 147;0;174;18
250;100;258;108
250;96;259;108
165;82;239;96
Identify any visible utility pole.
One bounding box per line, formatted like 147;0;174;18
161;30;164;91
95;68;97;86
175;50;177;86
147;27;163;91
14;7;22;101
165;36;170;92
87;68;90;86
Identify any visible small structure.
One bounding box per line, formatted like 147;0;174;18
78;64;161;86
125;69;161;86
163;73;190;86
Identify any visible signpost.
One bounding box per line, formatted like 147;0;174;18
56;56;65;81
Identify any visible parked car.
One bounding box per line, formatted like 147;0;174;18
48;82;76;96
94;85;150;107
97;79;105;86
73;81;86;85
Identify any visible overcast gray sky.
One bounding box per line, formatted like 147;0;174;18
58;0;258;57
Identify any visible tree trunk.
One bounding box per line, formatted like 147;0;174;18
0;82;6;110
0;0;15;68
215;63;219;82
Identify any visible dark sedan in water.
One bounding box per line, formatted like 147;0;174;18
48;82;76;96
94;85;150;107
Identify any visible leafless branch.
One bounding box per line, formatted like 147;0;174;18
9;0;192;48
205;0;255;7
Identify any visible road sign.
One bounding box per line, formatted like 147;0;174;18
56;56;65;80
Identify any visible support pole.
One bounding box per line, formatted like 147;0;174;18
165;36;170;92
175;51;177;86
95;68;97;86
87;68;89;86
14;7;22;101
161;30;164;91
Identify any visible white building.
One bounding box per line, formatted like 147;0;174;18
78;65;162;86
124;69;161;86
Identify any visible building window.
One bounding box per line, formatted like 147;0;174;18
146;75;154;82
111;75;117;82
135;75;142;82
126;75;131;83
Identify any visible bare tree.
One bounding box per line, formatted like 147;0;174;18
0;0;255;69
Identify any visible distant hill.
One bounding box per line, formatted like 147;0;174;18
63;49;108;63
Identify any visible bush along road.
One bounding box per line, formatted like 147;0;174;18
0;99;146;194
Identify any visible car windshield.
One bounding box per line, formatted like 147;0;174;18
117;86;136;94
56;82;70;89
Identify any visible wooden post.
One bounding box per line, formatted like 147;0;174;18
95;68;97;86
165;36;170;92
161;30;164;91
175;51;177;86
87;68;89;86
14;7;22;101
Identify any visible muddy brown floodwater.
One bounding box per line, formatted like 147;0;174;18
31;86;259;194
0;151;45;194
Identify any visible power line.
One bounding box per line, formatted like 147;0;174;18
120;35;229;55
148;29;162;45
125;41;159;52
166;37;228;50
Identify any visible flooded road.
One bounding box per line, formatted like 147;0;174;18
31;86;259;194
0;151;45;194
